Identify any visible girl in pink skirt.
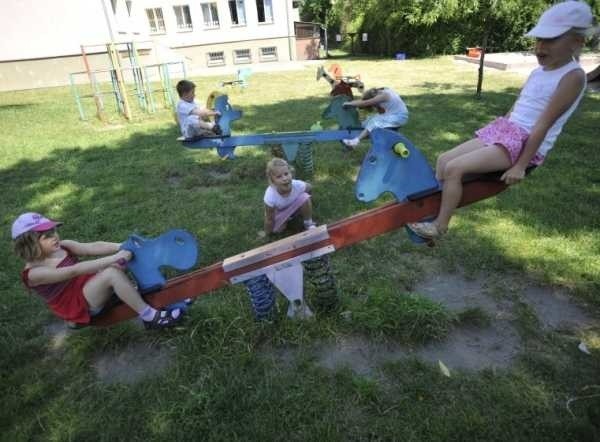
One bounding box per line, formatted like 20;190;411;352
409;1;595;239
263;158;316;235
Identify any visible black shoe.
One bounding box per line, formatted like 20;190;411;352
143;309;183;330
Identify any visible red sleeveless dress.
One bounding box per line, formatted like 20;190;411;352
21;247;96;324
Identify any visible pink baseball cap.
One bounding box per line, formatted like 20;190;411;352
526;1;594;39
11;212;63;240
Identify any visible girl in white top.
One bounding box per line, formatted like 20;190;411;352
409;1;595;239
263;158;316;235
342;87;409;149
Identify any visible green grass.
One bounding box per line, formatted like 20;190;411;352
1;56;599;441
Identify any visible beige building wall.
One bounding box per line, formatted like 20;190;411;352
0;0;300;92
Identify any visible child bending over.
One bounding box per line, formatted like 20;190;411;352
263;158;316;235
12;213;182;329
409;1;595;239
176;79;222;139
342;87;409;149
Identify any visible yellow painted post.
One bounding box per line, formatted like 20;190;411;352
107;43;132;120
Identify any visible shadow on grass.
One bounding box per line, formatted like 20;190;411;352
0;103;37;111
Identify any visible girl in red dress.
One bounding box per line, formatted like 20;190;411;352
12;212;182;329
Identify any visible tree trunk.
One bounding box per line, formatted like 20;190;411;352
475;27;489;99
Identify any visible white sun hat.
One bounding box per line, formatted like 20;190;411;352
526;1;594;39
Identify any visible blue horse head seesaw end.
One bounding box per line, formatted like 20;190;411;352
120;229;200;303
354;128;441;244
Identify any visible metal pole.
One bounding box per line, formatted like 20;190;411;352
108;43;132;120
284;0;294;61
100;0;116;42
69;73;86;120
81;45;107;122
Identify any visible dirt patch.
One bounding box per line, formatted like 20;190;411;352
207;169;231;181
92;342;174;385
521;285;595;330
167;172;182;186
413;323;520;371
43;321;73;352
42;322;175;384
311;321;520;377
316;336;382;377
264;268;597;377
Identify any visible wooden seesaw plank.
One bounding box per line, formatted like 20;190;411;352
90;179;507;327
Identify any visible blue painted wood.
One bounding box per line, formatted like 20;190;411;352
182;129;363;150
281;142;299;161
355;128;440;203
120;229;199;293
322;95;361;129
213;94;242;136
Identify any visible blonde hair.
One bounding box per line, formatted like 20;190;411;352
13;230;44;262
266;157;293;184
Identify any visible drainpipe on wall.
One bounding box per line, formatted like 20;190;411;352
284;0;294;61
101;0;116;42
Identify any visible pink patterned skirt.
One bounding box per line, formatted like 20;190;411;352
273;192;311;233
475;117;544;165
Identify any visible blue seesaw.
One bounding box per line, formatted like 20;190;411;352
355;128;441;245
180;94;363;161
120;229;200;312
93;125;522;326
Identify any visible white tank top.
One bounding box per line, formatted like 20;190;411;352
509;60;586;157
380;88;408;115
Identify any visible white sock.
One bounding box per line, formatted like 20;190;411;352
140;305;158;321
343;138;359;147
304;219;316;228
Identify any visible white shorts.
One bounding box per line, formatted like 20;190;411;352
182;115;211;138
363;112;408;131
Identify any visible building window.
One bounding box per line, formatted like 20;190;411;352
174;5;193;30
146;8;166;33
201;2;220;28
259;46;277;61
228;0;246;26
207;51;225;66
255;0;273;23
233;49;251;64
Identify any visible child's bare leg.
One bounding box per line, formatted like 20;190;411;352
435;144;511;230
300;198;313;221
343;129;369;148
436;138;487;181
195;120;216;134
357;129;369;141
83;267;148;313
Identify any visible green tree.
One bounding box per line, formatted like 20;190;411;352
299;0;332;24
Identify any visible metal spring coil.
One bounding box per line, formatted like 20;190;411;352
297;143;314;176
244;275;275;320
303;255;338;311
